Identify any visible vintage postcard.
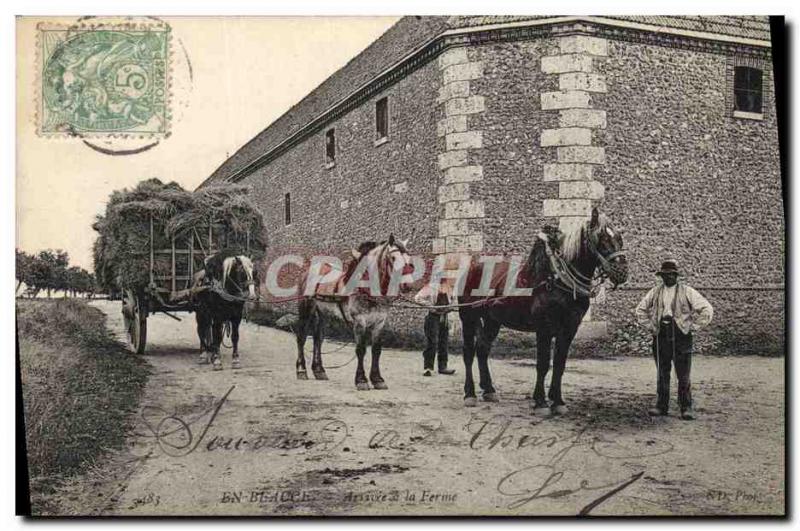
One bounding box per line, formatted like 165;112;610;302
15;15;785;517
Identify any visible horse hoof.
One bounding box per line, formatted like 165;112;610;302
297;371;308;380
313;371;329;381
464;397;478;407
553;405;568;415
356;382;371;391
231;359;241;370
483;392;499;403
372;381;388;390
198;353;209;365
532;406;551;417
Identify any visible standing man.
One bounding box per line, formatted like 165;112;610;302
635;259;713;420
414;285;456;377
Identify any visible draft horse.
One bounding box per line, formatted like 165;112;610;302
195;249;258;370
295;234;413;391
458;208;628;415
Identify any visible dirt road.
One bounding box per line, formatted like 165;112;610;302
66;300;784;516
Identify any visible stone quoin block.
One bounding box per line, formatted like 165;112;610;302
442;61;484;85
446;130;483;151
445;95;486;116
437;115;468;137
543;163;594;181
393;181;408;193
431;238;446;255
559;72;607;93
445;199;485;219
558;35;609;56
444;165;483;184
438;47;469;69
540;54;594;74
445;233;484;253
540;127;592;147
557;146;606;164
558;216;588;233
437;80;471;104
439;218;471;237
541;90;591;110
438;182;471;203
559;180;605;200
438;150;468;169
559;108;607;129
543;198;593;217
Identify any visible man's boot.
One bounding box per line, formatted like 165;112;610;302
438;356;455;375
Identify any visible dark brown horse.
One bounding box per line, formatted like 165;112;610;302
295;234;414;390
457;208;628;415
195;250;258;370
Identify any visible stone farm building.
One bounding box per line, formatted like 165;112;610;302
200;16;784;352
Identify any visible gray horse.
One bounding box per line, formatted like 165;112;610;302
294;235;413;390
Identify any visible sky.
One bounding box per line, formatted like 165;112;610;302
16;16;399;270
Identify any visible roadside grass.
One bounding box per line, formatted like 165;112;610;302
17;299;150;514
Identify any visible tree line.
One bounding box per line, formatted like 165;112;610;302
16;249;97;299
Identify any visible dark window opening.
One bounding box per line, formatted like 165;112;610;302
284;192;291;226
325;129;336;164
376;97;389;140
734;66;763;114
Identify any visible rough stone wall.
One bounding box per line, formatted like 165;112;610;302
592;39;784;352
239;59;443;336
468;39;558;256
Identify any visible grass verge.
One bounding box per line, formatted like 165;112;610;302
17;299;150;515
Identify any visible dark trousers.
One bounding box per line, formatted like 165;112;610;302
423;312;449;370
652;317;693;412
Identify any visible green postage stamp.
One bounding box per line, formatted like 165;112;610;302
37;20;171;136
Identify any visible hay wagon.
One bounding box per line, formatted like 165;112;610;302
121;215;254;354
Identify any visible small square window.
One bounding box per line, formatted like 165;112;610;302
375;97;389;142
734;66;763;115
325;129;336;166
284;192;291;226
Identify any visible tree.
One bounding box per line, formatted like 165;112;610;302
17;248;97;299
64;267;95;298
15;249;33;296
25;255;49;298
35;249;69;298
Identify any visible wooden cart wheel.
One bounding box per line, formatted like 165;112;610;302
122;288;147;354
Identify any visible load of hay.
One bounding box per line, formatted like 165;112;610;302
92;178;266;292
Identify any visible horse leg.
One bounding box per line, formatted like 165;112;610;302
196;310;210;365
295;300;311;379
369;322;388;390
461;311;479;407
311;310;328;380
477;318;501;402
549;325;580;415
211;319;224;371
354;327;370;391
533;332;553;415
230;312;242;369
